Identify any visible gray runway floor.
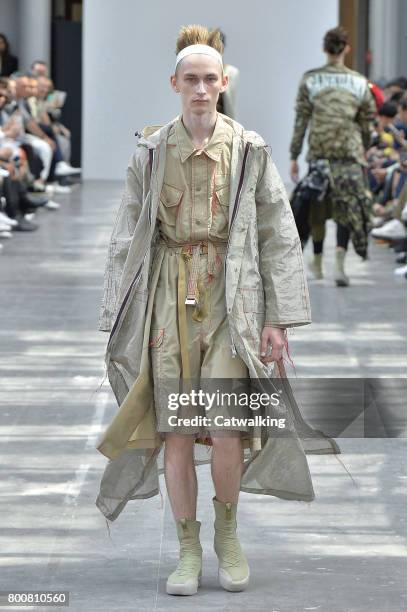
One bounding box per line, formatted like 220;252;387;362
0;182;406;611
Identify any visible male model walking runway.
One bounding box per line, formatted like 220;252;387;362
96;24;339;596
290;26;376;286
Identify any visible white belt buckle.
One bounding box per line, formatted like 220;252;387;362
185;297;197;306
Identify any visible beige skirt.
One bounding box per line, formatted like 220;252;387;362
149;240;253;436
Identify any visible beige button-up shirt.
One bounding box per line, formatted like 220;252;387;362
157;113;234;244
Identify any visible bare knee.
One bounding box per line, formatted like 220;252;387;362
211;433;242;455
164;434;195;463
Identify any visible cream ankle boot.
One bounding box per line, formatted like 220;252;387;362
166;518;202;596
334;249;350;287
213;497;250;592
308;253;324;279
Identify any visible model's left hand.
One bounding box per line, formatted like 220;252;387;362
260;326;286;364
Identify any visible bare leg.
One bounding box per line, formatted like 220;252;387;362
211;433;243;503
164;433;197;519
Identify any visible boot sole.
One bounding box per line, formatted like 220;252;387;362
218;568;250;592
166;574;201;596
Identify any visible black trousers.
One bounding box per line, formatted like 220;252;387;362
1;175;34;218
313;222;350;254
21;143;43;179
1;176;22;218
337;222;350;250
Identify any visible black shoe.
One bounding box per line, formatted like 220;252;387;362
58;175;80;186
14;215;38;231
24;193;49;206
394;238;407;253
396;252;407;264
20;198;48;214
27;182;46;193
20;195;47;212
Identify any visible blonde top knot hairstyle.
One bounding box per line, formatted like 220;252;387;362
175;24;224;56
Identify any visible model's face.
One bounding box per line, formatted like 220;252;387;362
171;54;228;116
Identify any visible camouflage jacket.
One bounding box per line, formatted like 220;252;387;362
289;62;376;166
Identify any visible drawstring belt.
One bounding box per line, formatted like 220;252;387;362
158;237;227;380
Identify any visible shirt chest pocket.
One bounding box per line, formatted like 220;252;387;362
159;183;184;227
212;184;230;225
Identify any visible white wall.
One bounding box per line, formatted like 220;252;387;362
83;0;338;182
369;0;399;83
0;0;51;72
17;0;51;72
0;0;19;59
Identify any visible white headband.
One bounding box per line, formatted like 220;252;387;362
175;44;223;70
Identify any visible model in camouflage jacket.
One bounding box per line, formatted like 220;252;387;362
290;61;376;165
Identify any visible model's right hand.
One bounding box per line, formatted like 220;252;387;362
290;160;299;183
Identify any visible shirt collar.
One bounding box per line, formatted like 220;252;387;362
175;113;226;163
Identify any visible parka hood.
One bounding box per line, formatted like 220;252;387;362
136;114;267;150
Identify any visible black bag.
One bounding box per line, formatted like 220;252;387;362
290;180;313;249
290;159;333;249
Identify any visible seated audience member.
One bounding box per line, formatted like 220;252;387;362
28;74;80;181
372;155;407;222
375;102;400;159
30;60;49;78
367;102;400;192
10;74;79;190
1;51;82;250
36;76;73;166
394;97;407;147
383;77;407;102
10;73;56;189
371;150;407;243
0;34;18;77
0;76;59;218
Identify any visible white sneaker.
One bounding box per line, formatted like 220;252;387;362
53;184;72;194
371;216;386;228
0;222;13;231
371;219;407;240
394;264;407;276
24;213;36;221
0;230;12;238
45;200;60;210
55;161;81;176
46;182;72;194
0;212;18;227
32;180;46;192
